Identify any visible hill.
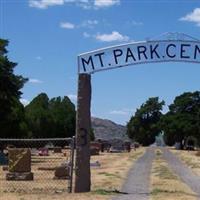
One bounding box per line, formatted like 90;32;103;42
91;117;129;141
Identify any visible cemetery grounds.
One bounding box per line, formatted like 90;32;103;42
1;147;200;200
0;147;145;200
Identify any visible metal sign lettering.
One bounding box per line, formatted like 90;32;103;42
78;40;200;74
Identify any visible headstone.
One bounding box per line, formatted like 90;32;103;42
90;147;100;156
175;142;181;150
124;141;131;152
109;146;123;153
54;162;70;179
6;148;33;181
54;147;62;153
38;148;49;156
109;139;124;153
45;142;54;150
90;142;101;150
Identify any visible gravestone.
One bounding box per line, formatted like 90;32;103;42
54;162;70;179
90;147;100;156
54;147;62;153
38;148;49;156
6;148;33;181
90;142;101;150
124;141;131;152
90;142;101;156
109;139;124;153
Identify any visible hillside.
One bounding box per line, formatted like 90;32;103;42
91;117;129;141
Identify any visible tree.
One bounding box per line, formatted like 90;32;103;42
49;96;76;138
25;93;54;138
0;39;27;138
127;97;165;146
25;94;76;138
160;91;200;146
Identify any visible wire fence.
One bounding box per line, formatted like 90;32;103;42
0;137;75;194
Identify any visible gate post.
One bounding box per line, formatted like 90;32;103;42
74;73;91;193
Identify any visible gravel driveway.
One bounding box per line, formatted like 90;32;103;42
162;148;200;197
112;148;154;200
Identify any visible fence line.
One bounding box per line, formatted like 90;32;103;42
0;137;75;194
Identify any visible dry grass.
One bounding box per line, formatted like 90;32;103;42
150;148;197;200
0;148;145;200
170;149;200;176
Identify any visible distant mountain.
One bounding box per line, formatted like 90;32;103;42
91;117;129;141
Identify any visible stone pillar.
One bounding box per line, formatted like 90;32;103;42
74;73;91;193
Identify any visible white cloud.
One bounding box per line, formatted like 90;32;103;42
29;78;43;84
29;0;64;9
109;108;134;115
110;110;128;115
60;22;75;29
180;8;200;26
95;31;130;42
60;20;98;30
29;0;120;9
94;0;120;8
20;99;30;106
68;94;77;101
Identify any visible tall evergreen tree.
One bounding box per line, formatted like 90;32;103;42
0;39;27;138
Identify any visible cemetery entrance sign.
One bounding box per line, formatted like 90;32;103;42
74;33;200;193
79;40;200;74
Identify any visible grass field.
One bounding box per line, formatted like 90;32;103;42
0;148;145;200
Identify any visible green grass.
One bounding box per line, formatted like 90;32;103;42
92;189;117;195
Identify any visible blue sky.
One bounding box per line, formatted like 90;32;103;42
1;0;200;125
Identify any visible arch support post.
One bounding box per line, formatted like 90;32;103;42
74;73;91;193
